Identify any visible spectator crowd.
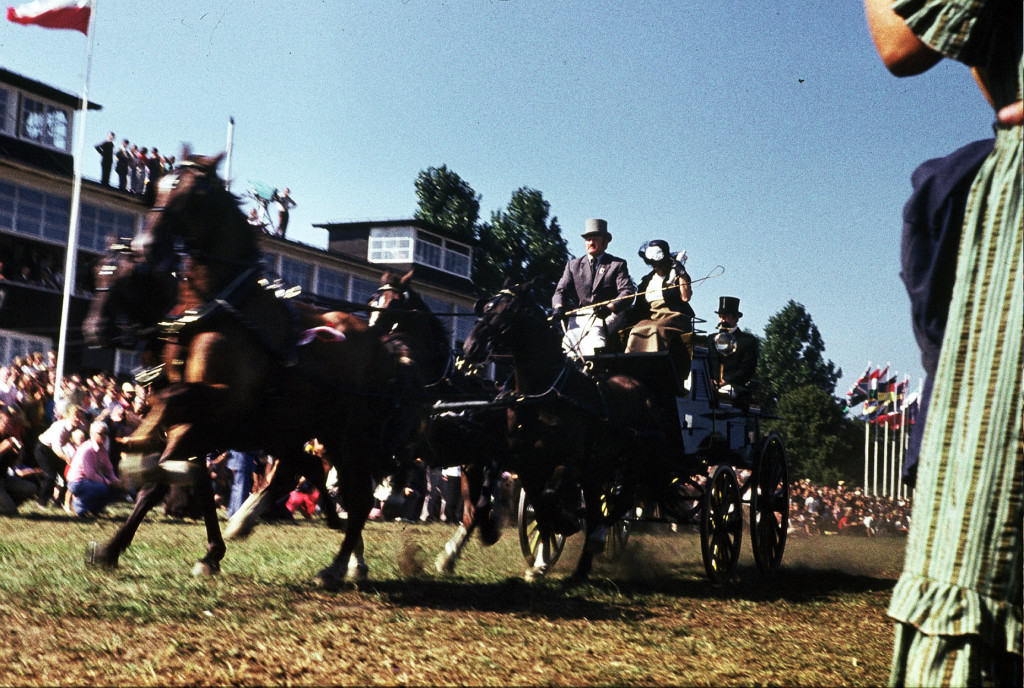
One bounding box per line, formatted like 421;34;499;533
789;479;911;538
1;349;913;538
94;131;176;199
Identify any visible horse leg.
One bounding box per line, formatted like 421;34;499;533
316;460;372;590
190;455;226;577
567;479;608;584
518;475;557;581
87;480;169;568
435;467;477;575
467;461;501;546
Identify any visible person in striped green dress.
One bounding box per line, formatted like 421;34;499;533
865;0;1022;685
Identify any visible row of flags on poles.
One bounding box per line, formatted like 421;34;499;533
844;363;921;430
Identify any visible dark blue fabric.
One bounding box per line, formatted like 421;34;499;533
900;138;994;484
901;138;994;376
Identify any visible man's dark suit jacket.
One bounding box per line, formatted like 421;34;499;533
707;328;759;388
552;252;634;313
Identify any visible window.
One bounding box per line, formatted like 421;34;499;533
0;179;136;251
41;193;70;243
15;188;43;237
414;233;443;269
368;227;414;264
114;348;143;378
78;204;134;253
19;96;70;151
0;328;52;366
350;275;377;305
443;242;472;277
279;256;312;293
0;181;15;231
0;86;12;135
453;304;475;345
315;267;349;301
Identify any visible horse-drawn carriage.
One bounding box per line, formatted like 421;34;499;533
83;150;784;588
445;283;790;583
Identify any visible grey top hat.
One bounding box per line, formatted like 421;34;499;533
581;218;612;239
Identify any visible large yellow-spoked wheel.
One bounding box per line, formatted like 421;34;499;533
699;464;743;583
750;433;789;573
517;487;569;570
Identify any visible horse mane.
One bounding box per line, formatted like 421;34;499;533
179;153;261;266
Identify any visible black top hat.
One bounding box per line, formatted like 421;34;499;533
716;296;743;317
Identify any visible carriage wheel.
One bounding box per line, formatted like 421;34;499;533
750;432;789;573
599;482;631;560
605;517;631;560
699;464;743;582
517;486;568;570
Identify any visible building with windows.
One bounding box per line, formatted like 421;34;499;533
308;218;477;345
0;67;145;371
0;67;480;378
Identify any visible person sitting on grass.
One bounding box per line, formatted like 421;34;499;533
66;421;123;517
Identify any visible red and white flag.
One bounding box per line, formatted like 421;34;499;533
7;0;92;34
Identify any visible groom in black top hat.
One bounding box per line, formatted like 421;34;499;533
707;296;759;398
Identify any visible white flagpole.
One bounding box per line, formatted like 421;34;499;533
863;416;870;495
224;116;235;191
54;0;100;404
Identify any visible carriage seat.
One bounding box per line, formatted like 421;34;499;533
613;327;693;392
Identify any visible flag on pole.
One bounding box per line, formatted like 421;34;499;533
7;0;91;34
846;362;873;408
868;365;888;401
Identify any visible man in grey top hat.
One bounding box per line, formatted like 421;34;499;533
551;218;635;357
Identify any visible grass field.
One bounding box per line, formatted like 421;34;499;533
0;504;904;686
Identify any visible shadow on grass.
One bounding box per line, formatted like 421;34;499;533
311;563;895;622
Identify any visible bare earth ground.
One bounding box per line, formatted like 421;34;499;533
0;508;904;686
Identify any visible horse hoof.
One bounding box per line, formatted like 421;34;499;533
315;567;348;592
435;553;456;575
223;516;255;541
479;514;501;546
85;541;118;568
524;565;548;582
347;564;369;583
191;561;219;577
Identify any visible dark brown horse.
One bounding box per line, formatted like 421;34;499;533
462;281;666;581
366;270;507;573
83;153;422;588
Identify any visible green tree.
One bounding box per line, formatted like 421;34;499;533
413;165;480;243
768;384;859;485
475;187;570;302
756;300;841;410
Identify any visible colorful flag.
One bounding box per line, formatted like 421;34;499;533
7;0;91;34
868;365;888;401
846;362;873;408
893;377;909;413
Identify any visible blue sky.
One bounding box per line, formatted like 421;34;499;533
2;0;996;403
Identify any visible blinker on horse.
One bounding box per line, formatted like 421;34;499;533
83;152;426;588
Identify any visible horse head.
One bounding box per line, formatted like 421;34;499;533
135;150;260;296
369;269;454;384
84;238;178;347
367;269;420;329
462;279;556;364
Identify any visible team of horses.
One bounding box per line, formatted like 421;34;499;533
82;152;670;587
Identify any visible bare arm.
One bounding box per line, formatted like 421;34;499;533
864;0;942;76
